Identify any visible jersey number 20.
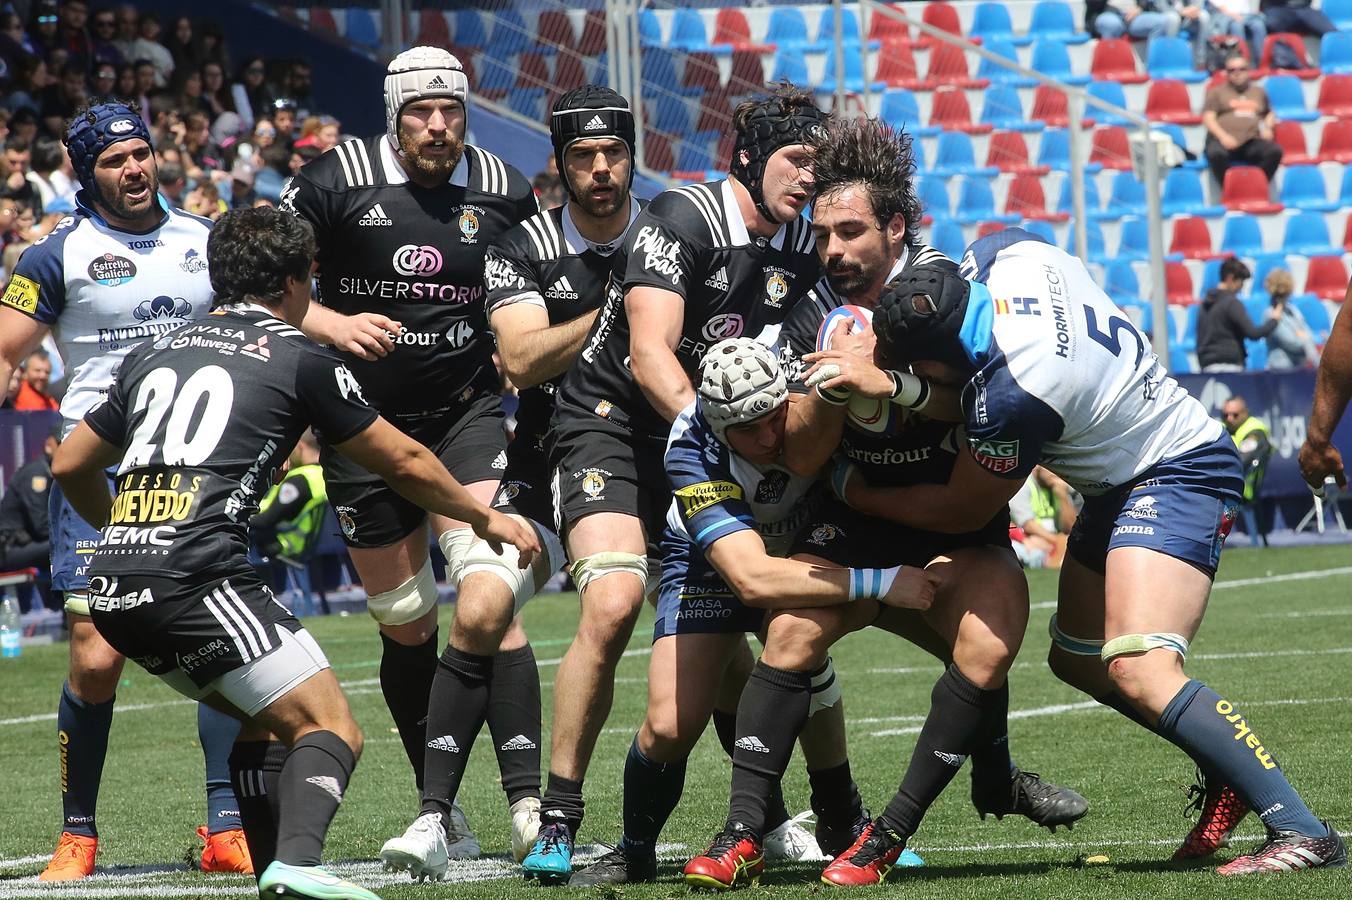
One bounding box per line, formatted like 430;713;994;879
122;366;235;470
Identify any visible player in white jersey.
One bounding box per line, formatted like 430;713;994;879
862;230;1344;875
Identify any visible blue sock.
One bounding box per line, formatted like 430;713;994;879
198;704;243;833
57;682;114;837
1156;680;1324;836
619;736;686;858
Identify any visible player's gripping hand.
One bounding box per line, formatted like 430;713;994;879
1299;438;1346;496
474;510;542;569
331;312;402;361
880;566;941;612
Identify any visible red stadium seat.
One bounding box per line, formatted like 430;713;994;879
1145;79;1201;124
1317;74;1352;117
308;7;339;34
578;11;607;56
643;131;674;172
695;87;734;134
1260;33;1320;79
729;49;767;94
924;43;989;90
869;3;912;44
1089;126;1133;170
536;11;576;51
553;52;588;92
976;221;1008;239
1220;166;1283;214
1344;215;1352;252
875;39;923;89
415;9;451;48
1274;119;1318;165
1031;85;1070;127
986;131;1050;175
919;1;963;48
1305;256;1349;300
1165;262;1195;304
715;132;735;169
1169;216;1224;260
517;52;550;90
929;86;992;134
1318;119;1352;163
682;51;721;91
1091;38;1148;84
713;8;772;52
1005;174;1067;221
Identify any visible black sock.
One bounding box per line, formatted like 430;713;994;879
228;740;286;881
540;772;585;837
419;645;493;821
486;644;542;806
619;736;685;857
1096;690;1154;730
726;662;812;840
274;731;356;867
809;760;864;825
878;666;1007;839
968;680;1015;797
715;706;791;833
379;628;439;791
56;682;114;837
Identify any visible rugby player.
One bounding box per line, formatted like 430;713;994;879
1299;286;1350;494
684;119;1085;890
379;85;642;880
283;46;539;851
51;206;539;900
523;82;826;882
863;231;1344;875
0;101;248;880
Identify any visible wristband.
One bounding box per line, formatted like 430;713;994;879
847;565;902;601
887;371;931;411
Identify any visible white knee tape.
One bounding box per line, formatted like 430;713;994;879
808;657;842;717
1048;614;1106;658
63;592;91;617
460;518;567;614
1101;632;1190;663
438;527;478;587
569;551;649;595
366;560;438;625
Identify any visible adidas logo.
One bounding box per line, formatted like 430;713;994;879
583;114;607;132
359;203;392;226
545;275;579;301
734;735;770;753
305;775;344;803
491;450;507;470
704;266;729;291
427;75;448;89
501;734;537;751
932;750;966;767
427;735;460;753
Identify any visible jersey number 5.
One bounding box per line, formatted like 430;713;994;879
122;366;235;471
1084;307;1145;368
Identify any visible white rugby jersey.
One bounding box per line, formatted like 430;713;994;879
1;194;213;433
955;230;1222;495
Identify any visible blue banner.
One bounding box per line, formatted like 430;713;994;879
0;411;61;498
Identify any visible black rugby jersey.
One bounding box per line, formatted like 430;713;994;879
778;245;967;488
84;306;378;580
558;178;819;438
483;200;645;451
284;136;537;415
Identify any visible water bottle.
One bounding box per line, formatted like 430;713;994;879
0;594;21;659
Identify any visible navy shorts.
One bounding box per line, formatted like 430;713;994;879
1066;435;1243;577
652;531;765;641
49;479;103;594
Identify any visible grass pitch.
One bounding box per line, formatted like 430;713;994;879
2;542;1350;898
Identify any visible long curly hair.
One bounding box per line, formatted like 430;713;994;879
809;117;923;249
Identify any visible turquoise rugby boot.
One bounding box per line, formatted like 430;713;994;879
258;860;380;899
522;821;575;885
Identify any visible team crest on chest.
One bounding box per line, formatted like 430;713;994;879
763;267;792;308
456;205;484;244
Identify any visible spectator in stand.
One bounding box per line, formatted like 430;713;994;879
170;65;209;119
8;108;38;149
532;154;564;210
109;2;137;61
39;61;87;138
278;59;315;119
271;97;297;148
0;109;8;148
180;109;224;175
1210;0;1266;64
3;136;38;210
130;13;173;87
1202;55;1280;186
14;349;59;411
112;60;133;97
6;55;48;115
89;60;116;99
1260;0;1336;38
292;116;339;154
163;16;199;73
29;1;62;61
1092;0;1181;40
235;117;275;172
55;0;96;72
0;12;36;77
0;425;58;603
158;158;186;209
200;61;234;121
197;23;229;71
228;160;257;208
27;135;75;212
1263;269;1321;368
286;143;319;177
1198;257;1281;371
87;6;123;70
230;54;270;131
183;178;226;220
131;57;155;119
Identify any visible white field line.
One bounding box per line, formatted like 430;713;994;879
912;829;1352;855
1029;564;1352;612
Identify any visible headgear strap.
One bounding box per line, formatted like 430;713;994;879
730;98;826;224
64;101;152;193
874;264;977;372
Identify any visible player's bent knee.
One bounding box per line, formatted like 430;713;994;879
570;551;649;598
366;560;438;626
1100;632;1190;664
437;528;478;587
460;520;565;615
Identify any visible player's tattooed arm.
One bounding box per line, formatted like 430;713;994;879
299;301;401;362
51;422;123;528
627;284;693;424
490;303;599;390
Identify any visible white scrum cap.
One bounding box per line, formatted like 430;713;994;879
384;46;469;141
697;338;788;444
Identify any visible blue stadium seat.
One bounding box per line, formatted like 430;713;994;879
453;9;488;48
918;178;951;220
981;85;1041;133
1294;293;1333;343
813;7;873;49
1338;165;1352;209
1327;0;1352;30
1152;123;1206;170
492;8;532;55
1251;253;1291;291
476;55;516;96
931;132;999;178
930;219;967;261
1021;220;1057;243
643;49;695;98
770;48;809;86
1037;128;1103;174
1266;75;1320;123
1220;215;1265;256
1168;346;1197;374
1030;40;1090;85
1029;1;1090;44
1103;171;1147;218
507;88;543;120
1057;174;1103;218
1120;299;1155;337
638;9;663;48
880;89;940;137
650;94;692;134
675;133;718;172
820;43;885;94
1105;259;1141;301
1146;36;1205;82
766;7;815;49
976;38;1037;87
1074;218;1109;263
1320;31;1352;76
670;8;717;52
1181;304;1200;344
971;3;1031;47
1282;212;1340;256
1117;216;1152;261
954;177;1019;225
1200;259;1225;296
1162;168;1225;217
1245;338;1268;370
344;8;379;49
1086;81;1131;127
1280;165;1337;212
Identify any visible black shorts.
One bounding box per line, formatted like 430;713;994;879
547;401;669;543
321;392;507;548
787;497;1013;568
492;431;554;528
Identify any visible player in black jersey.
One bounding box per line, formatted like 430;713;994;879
51;207;539;900
685;119;1086;889
524;83;827;883
378;85;644;881
283;46;539;845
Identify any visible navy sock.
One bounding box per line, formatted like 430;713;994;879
619;736;685;857
1156;680;1323;836
486;645;543;806
57;682;114;837
379;628;439;792
198;705;243;833
275;731;356;867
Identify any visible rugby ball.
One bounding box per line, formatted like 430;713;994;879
814;305;903;436
815;304;873;352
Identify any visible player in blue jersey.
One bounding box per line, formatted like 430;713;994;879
861;231;1344;875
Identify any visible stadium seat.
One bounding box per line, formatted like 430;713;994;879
1022;220;1058;243
712;9;771;52
415;9;451;48
638;9;663;49
1181;305;1201;344
1162;168;1225;217
980;85;1041;133
814;7;875;50
1145;79;1201;124
304;7;338;35
642;131;673;172
1260;33;1319;79
1200;258;1226;296
1063;217;1107;262
1267;74;1320;122
1251;253;1291;290
1244;338;1268;370
875;39;924;89
1056;173;1104;217
1029;1;1090;44
820;43;885;94
670;8;719;53
956;177;1019;225
1031;39;1090;86
1279;165;1337;212
650;93;693;135
1089;126;1133;170
729;49;767;94
918;178;951;221
682;52;720;92
1220;214;1266;256
1152;123;1206;170
1168;346;1197;374
1273;120;1317;166
976;221;1011;240
918;1;963;48
765;7;814;49
1105;259;1141;302
695;87;734;134
1091;37;1148;83
929;86;992;133
977;37;1036;87
1316;74;1352;118
1318;119;1352;164
1166;261;1195;304
932;131;998;178
1146;36;1206;82
1328;0;1352;30
1304;256;1349;300
1282;211;1341;256
553;52;588;92
506;88;542;120
1086;81;1131;127
453;9;488;49
1041;128;1098;174
924;43;989;89
516;52;550;90
869;3;912;44
578;11;607;55
770;48;809;86
986;131;1049;175
881;88;939;137
675;133;718;173
1030;85;1070;127
1117;216;1152;261
1120;299;1155;337
1006;173;1066;221
1295;293;1334;343
492;8;532;56
1320;31;1352;76
971;3;1030;47
1169;216;1223;260
475;55;514;100
929;219;966;261
536;11;575;53
1104;171;1148;218
643;49;694;98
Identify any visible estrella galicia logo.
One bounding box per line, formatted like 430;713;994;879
134;295;193;322
88;253;137;286
179;248;208;273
